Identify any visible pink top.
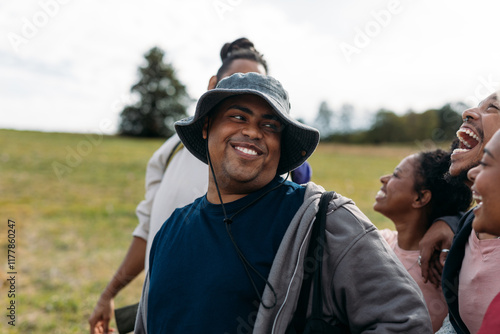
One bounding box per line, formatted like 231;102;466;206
380;229;447;332
459;230;500;334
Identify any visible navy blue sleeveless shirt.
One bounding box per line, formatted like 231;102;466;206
147;176;305;333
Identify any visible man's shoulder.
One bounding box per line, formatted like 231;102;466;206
173;195;205;215
325;196;376;236
155;196;205;236
455;208;475;236
301;183;375;235
280;178;307;193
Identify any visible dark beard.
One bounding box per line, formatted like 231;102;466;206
444;161;479;187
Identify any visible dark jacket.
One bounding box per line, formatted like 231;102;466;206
442;209;475;334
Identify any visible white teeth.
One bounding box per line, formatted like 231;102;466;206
456;130;467;147
455;128;480;151
464;129;480;141
235;146;257;156
473;193;482;202
453;148;469;154
457;128;480;143
376;190;386;198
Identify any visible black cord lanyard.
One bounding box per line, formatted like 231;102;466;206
205;120;283;309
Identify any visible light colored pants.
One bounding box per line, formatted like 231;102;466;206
435;314;457;334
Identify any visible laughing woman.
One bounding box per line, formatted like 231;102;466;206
374;149;472;332
461;129;500;334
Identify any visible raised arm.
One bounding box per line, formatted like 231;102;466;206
418;220;455;287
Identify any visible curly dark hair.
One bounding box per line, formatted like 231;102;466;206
413;149;472;225
216;37;268;81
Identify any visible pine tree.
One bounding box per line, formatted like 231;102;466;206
119;46;191;137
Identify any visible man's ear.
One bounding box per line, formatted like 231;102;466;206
412;189;431;209
207;76;218;90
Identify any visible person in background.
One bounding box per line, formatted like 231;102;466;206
436;92;500;334
419;93;500;287
291;156;312;183
374;149;471;332
88;37;313;334
467;128;500;239
135;72;432;333
465;129;500;334
417;139;464;288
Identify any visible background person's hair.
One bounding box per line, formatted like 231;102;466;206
414;149;472;225
216;37;268;81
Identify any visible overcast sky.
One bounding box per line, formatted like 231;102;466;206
2;0;500;134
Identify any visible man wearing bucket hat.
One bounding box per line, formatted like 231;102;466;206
135;73;431;333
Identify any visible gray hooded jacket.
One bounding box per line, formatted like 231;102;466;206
135;182;432;333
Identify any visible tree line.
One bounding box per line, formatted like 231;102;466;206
313;101;466;144
119;46;467;144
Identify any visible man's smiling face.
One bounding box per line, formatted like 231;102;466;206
203;94;282;195
450;92;500;183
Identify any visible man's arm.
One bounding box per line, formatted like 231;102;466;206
89;136;182;334
89;237;146;334
434;214;462;234
418;220;455;287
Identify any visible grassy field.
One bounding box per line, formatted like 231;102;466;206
0;129;429;333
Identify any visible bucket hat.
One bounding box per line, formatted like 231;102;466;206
175;72;320;175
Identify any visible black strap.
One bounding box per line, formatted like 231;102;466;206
311;191;333;317
291;191;335;332
163;140;184;172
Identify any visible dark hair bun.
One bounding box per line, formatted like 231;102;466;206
220;37;256;61
216;37;268;81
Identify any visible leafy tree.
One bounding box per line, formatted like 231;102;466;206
365;109;406;143
316;100;466;144
119;46;191;137
433;103;464;142
404;109;439;142
313;101;334;139
339;103;354;134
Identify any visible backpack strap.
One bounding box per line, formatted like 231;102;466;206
289;191;335;333
310;191;334;317
163;140;184;172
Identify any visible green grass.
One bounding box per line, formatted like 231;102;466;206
0;129;432;333
0;130;163;333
